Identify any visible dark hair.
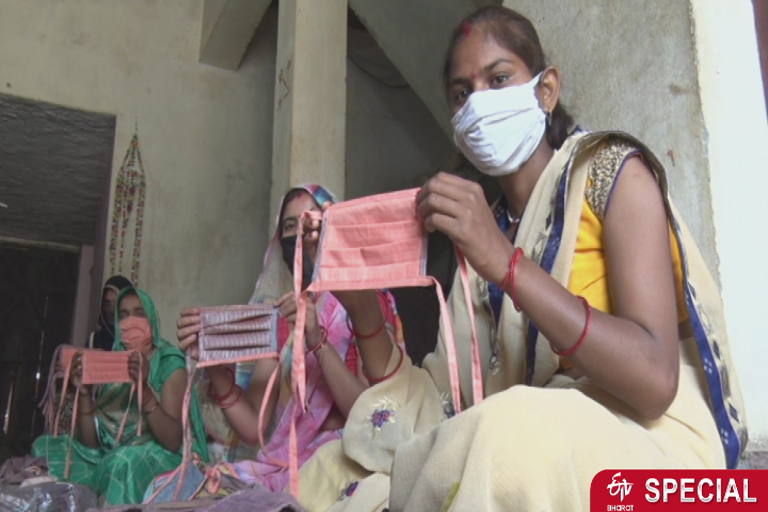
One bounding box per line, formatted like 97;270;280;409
442;6;574;149
278;188;318;230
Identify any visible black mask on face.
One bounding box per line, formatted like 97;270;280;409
280;235;315;290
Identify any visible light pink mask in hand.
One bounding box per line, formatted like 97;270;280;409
290;188;483;496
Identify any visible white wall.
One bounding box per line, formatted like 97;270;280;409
503;0;719;274
345;57;452;199
691;0;768;447
0;0;275;341
0;1;450;343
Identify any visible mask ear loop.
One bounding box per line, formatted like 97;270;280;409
455;248;484;407
52;345;72;437
288;209;322;498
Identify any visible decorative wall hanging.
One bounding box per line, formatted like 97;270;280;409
109;130;147;285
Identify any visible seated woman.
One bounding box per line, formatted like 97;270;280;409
44;275;134;438
295;6;747;512
88;275;133;350
32;287;208;506
173;183;402;494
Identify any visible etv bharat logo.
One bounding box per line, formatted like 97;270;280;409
607;472;634;502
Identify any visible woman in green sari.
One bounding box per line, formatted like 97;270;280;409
32;288;209;505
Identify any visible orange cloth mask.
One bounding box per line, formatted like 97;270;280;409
120;316;153;357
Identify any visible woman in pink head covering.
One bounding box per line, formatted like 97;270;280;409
165;184;403;496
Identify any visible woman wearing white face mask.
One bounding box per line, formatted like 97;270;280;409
294;6;747;512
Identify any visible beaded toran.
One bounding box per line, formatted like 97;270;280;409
109;132;146;285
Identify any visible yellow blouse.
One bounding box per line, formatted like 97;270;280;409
567;196;687;320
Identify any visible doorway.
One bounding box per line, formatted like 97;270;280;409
0;243;79;459
0;94;115;459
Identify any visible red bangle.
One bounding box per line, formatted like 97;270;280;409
142;388;155;407
498;248;523;311
209;367;236;402
346;292;389;341
143;399;160;415
218;385;243;409
508;248;523;312
498;254;513;292
551;296;592;358
307;327;328;356
363;344;404;384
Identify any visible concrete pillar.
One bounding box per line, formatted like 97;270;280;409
270;0;348;219
691;0;768;448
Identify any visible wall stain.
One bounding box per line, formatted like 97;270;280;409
669;83;691;96
277;59;292;112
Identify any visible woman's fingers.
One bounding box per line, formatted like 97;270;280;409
279;299;297;318
177;324;202;340
180;307;201;317
275;292;293;307
177;314;201;330
422;212;459;236
178;335;198;351
416;191;462;222
416;172;476;204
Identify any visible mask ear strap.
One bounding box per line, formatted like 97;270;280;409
145;354;195;504
258;360;287;468
53;346;71;437
116;375;134;445
431;276;462;415
137;353;143;438
289;209;323;498
66;388;78;480
455;247;484;407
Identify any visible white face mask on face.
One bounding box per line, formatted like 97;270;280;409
451;73;546;177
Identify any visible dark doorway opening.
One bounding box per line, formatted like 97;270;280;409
0;243;79;460
0;94;115;461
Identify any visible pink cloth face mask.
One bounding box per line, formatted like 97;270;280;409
42;345;143;480
289;188;483;496
146;304;280;504
120;316;153;357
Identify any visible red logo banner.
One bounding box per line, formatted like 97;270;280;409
591;470;766;511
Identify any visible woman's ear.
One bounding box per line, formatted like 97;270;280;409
537;66;562;115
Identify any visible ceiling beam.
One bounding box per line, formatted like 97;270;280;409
199;0;272;70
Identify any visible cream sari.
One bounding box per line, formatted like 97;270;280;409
296;131;747;512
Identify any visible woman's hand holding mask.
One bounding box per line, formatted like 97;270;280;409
416;172;513;284
275;292;323;349
71;351;93;396
177;308;202;360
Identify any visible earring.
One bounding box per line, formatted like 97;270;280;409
546;110;553;127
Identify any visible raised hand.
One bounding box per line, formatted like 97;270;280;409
177;307;202;360
416;172;512;284
71;351;93;396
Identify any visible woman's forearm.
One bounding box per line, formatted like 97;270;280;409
513;256;678;419
314;345;366;418
142;388;184;453
208;362;280;447
75;393;100;448
343;291;395;381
